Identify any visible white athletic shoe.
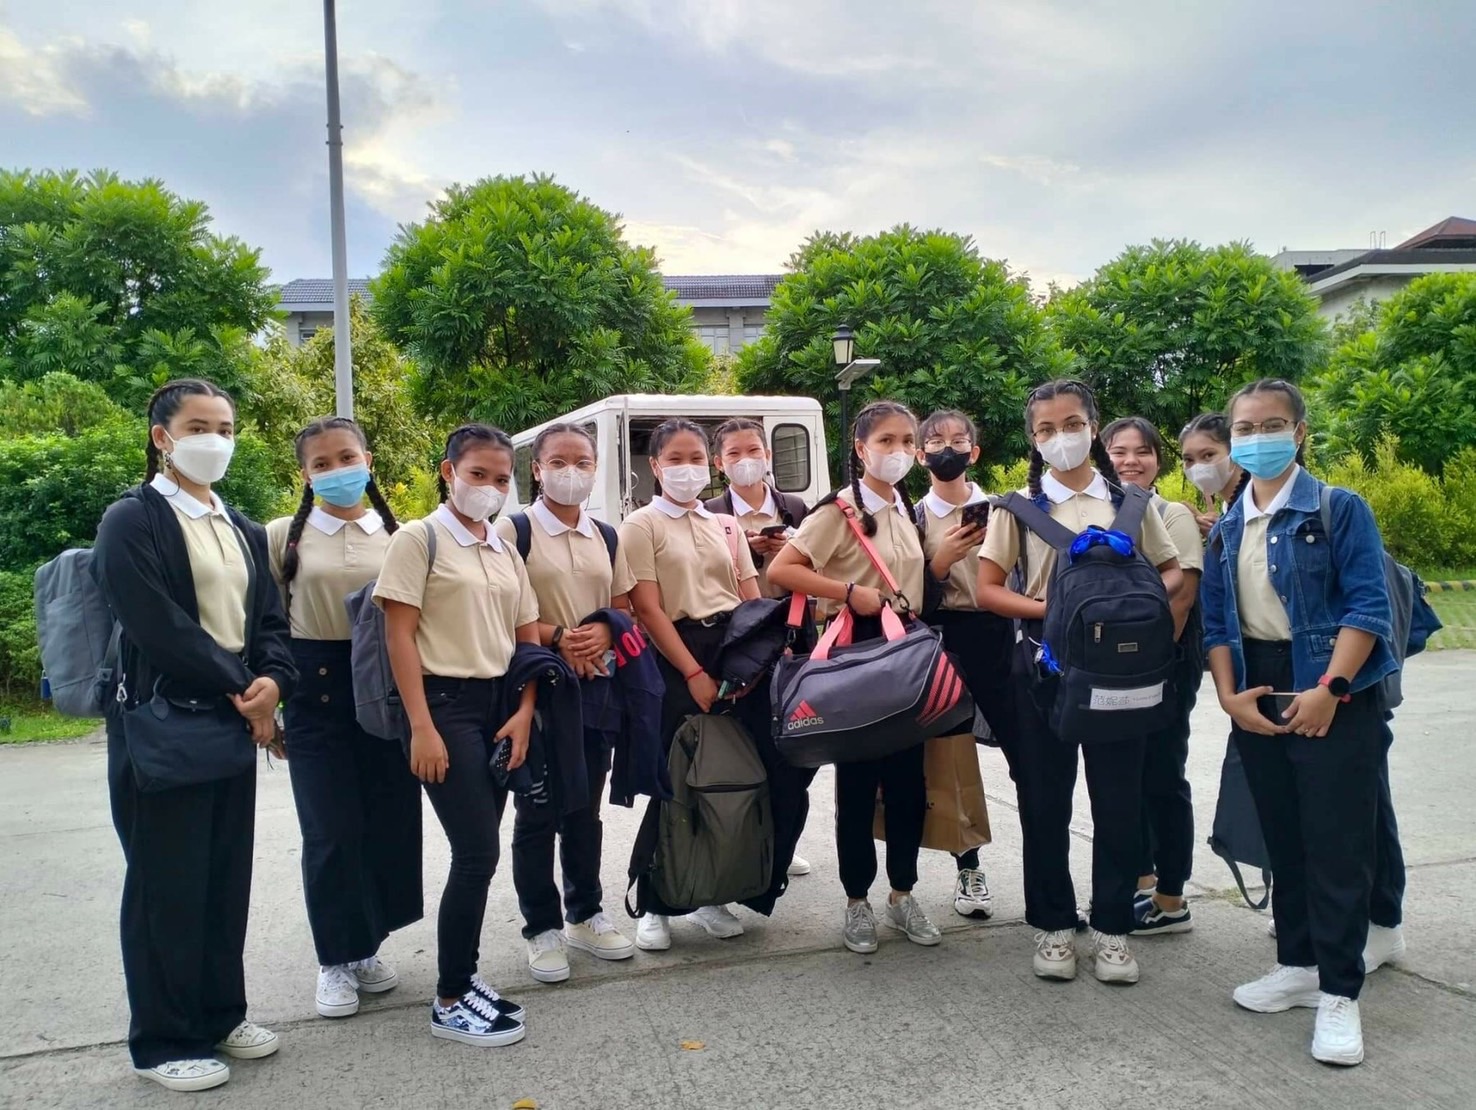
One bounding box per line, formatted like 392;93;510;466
1033;929;1078;981
1233;964;1321;1013
134;1060;230;1092
526;929;571;983
787;854;813;877
1363;924;1406;972
566;912;636;961
316;964;360;1018
635;913;671;951
213;1020;279;1060
687;904;744;939
350;955;399;993
1091;931;1140;984
953;869;993;919
1311;994;1364;1066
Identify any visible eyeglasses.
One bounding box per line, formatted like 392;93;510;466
1032;418;1089;443
923;437;974;452
1230;419;1293;437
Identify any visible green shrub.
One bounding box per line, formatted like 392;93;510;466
0;569;41;700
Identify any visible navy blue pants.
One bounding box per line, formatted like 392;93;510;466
284;639;423;967
1138;650;1201;897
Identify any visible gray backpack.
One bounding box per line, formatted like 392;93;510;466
33;549;121;718
344;520;436;740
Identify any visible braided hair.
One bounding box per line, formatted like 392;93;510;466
1024;378;1123;508
530;421;597;502
816;399;922;542
438;423;514;502
280;416;401;618
144;378;233;480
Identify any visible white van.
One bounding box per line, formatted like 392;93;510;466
508;394;830;524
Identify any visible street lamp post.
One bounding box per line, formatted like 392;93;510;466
832;323;880;468
323;0;354;418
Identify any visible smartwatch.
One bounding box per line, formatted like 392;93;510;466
550;626;566;649
1318;674;1352;703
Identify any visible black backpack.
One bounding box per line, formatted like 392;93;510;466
1000;484;1177;745
508;511;618;566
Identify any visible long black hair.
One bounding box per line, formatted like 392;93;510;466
1224;378;1308;505
280;416;400;618
815;399;922;540
529;422;597;502
145;378;234;480
648;418;708;499
1180;412;1241;504
438;423;514;502
1024;378;1122;509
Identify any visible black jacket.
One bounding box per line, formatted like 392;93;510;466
704;486;809;570
577;608;669;807
93;483;297;708
500;644;587;816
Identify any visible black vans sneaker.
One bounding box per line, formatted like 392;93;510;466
1132;899;1193;936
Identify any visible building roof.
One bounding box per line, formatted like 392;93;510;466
277;278;374;306
1305;248;1476;291
1396;216;1476;250
276;274;786;311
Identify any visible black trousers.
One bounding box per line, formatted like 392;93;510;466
657;618;815;916
107;715;255;1069
284;639;423;966
1003;642;1146;936
512;726;611;937
408;676;508;999
1138;651;1201;897
1372;734;1406;928
1234;640;1384;1000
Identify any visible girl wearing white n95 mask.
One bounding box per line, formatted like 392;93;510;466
1180;412;1244;539
708;417;811;602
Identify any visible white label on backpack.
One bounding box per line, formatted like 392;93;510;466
1090;683;1164;711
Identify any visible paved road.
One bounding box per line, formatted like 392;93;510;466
2;653;1473;1109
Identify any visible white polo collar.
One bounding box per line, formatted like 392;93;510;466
923;483;987;519
433;503;505;550
1043;470;1111;504
533;498;594;538
851;482;909;518
730;484;777;518
1242;465;1301;522
308;507;384;537
151;473;225;519
651;495;715;520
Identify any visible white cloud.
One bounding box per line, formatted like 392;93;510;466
0;27;89;117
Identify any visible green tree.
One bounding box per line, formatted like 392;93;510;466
0;372;129;437
0;169;274;406
373;174;710;431
1047;240;1327;434
736;224;1070;473
1313;273;1476;474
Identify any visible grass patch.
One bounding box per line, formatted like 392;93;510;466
1418;567;1476;583
1428;591;1476;651
0;703;101;744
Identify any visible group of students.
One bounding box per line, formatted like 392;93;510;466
92;372;1404;1091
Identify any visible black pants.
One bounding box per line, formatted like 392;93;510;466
408;676;508;999
1004;642;1146;936
1372;728;1406;928
1234;640;1384;1000
107;714;255;1069
1138;651;1201;897
512;726;611;937
657;618;815;915
284;639;423;966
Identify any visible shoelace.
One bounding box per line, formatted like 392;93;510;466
530;931;565;956
321;965;358;994
960;871;989;900
893;897;931;931
1034;929;1074;955
1093;932;1131;960
159;1061;213;1076
460;989;502;1026
846;903;874;929
1321;995;1354;1019
470;974;504;1002
587;912;617;935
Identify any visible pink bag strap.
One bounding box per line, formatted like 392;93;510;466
836;500;908;608
812;603;907;661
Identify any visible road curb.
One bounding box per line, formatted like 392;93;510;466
1427;581;1476;592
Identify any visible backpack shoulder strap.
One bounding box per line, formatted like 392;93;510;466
509;512;532;561
913;499;927;535
595;519;618;567
423;517;438;574
999;491;1077;551
778;490;807;527
1110;483;1152;539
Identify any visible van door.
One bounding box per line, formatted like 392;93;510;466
765;416;824;506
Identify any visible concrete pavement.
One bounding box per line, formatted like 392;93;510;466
2;652;1474;1108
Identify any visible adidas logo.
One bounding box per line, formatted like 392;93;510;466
785;700;825;730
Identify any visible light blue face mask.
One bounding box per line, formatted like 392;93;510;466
311;463;371;508
1229;433;1299;480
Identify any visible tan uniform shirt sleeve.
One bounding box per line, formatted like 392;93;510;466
618;514;658;584
372;521;432;610
611;543;637;598
265;516;289;586
512;549;541;628
492;515;518;552
788;503;845;571
978;504;1022;577
1160;501;1204;574
1138;504;1180;569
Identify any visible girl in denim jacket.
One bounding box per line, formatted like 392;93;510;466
1200;379;1396;1069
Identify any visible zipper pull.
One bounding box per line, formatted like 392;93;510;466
1094;623;1103;643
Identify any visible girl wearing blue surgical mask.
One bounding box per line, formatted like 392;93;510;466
1201;378;1396;1068
266;418;422;1026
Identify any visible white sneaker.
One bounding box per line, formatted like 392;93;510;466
953;868;993;919
350;955;399;993
1363;924;1405;972
883;894;942;946
1033;929;1077;981
687;904;744;939
567;912;636;961
1267;917;1277;939
635;913;671;951
213;1020;279;1060
1092;931;1140;985
1233;964;1321;1013
526;929;571;983
1311;994;1364;1066
787;854;812;877
134;1059;231;1092
316;964;360;1018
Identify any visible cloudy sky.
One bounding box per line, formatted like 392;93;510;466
3;1;1473;290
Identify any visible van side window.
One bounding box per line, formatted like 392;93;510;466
771;424;810;493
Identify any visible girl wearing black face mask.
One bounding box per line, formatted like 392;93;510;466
915;410;1018;921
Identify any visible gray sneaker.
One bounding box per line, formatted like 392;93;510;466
883;894;942;946
843;901;878;954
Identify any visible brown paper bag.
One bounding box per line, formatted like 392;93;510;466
873;733;991;855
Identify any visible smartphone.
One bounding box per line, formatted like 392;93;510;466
760;524;789;538
1268;692;1299;721
962;502;990;530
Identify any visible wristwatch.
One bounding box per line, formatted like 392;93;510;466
1318;674;1352;703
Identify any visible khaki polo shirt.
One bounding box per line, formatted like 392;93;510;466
789;486;926;618
373;505;539;679
493;501;636;629
619;498;758;622
920;485;989;612
729;486;787;600
267;508;390;641
1236;476;1294;642
152;475;249;654
979;472;1179;602
1153;494;1204;575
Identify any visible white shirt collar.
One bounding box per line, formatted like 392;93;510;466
433;502;505;550
651;495;715;520
532;498;594;538
1242;465;1301;522
730;484;777;518
1042;470;1111;505
308;507;384;537
852;482;909;518
150;473;225;519
923;483;987;519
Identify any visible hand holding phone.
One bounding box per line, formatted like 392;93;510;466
961;502;990;530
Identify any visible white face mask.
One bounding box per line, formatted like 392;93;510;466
726;457;768;488
450;471;506;521
1187;457;1235;497
864;448;914;485
541;467;596;507
659;464;711;504
1037;428;1092;473
165;432;235;485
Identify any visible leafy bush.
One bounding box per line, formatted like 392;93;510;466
0;569;41;700
0;372;129;437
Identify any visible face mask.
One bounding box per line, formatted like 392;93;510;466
924;447;971;482
1186;457;1235;497
1230;432;1299;481
541;467;596;507
311;463;370;508
863;448;914;485
726;457;768;488
1037;428;1092;473
450;471;506;520
659;464;711;504
165;432;235;485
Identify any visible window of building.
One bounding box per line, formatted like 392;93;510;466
299;327;319;342
770;424;810;493
695;326;730;355
740;324;765;347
